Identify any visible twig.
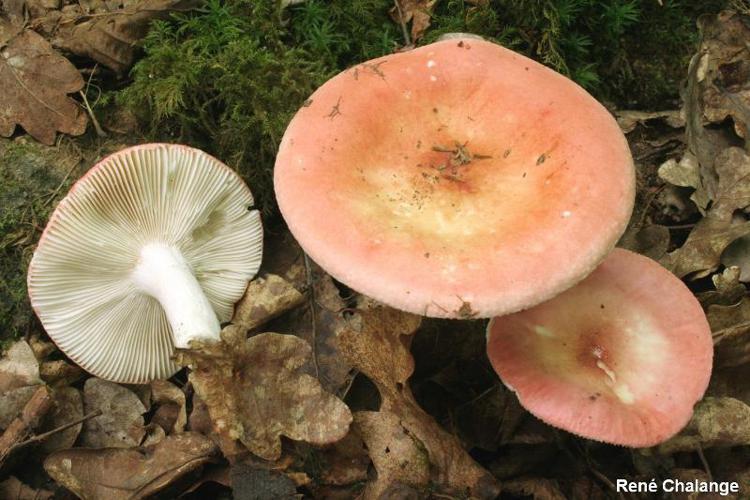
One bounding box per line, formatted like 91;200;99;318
393;0;412;47
303;252;320;379
44;157;82;207
11;409;103;451
79;80;106;138
696;444;713;482
0;386;53;469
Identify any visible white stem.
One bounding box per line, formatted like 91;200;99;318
132;243;220;348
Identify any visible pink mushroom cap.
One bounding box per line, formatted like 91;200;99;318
274;38;635;318
486;248;714;447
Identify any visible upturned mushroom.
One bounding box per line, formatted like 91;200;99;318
486;248;714;447
28;144;263;383
274;37;634;318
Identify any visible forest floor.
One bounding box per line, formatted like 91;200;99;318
1;1;750;499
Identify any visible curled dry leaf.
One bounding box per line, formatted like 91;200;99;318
338;306;499;498
722;234;750;281
660;147;750;277
232;274;304;332
657;397;750;453
616;109;685;134
44;0;198;74
44;432;218;500
178;332;352;461
390;0;437;43
658;152;710;213
81;378;146;448
0;30;86;145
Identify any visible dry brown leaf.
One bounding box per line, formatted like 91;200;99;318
179;332;352;461
616;109;685;134
722;234;750;281
0;476;52;500
0;340;42;392
661;147;750;277
709;297;750;367
0;30;86;145
338;306;499;498
44;432;218;499
39;359;85;387
232;274;305;331
657;397;750;453
390;0;437;42
81;378;146;448
150;380;187;434
37;386;84;454
317;427;369;486
46;0;197;74
354;410;430;498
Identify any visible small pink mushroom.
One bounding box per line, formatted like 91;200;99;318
486;249;714;447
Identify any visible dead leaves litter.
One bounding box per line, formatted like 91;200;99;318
0;30;87;145
178;331;352;461
390;0;436;43
80;378;147;448
44;432;218;500
338;306;499;498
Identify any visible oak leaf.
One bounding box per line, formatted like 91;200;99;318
0;30;86;145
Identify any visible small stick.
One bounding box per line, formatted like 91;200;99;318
393;0;412;47
0;386;53;469
11;409;103;451
303;253;320;379
697;444;713;482
79;89;107;138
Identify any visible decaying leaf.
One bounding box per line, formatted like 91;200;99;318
616;109;685;134
709;297;750;367
0;476;52;500
44;432;218;499
0;341;43;431
317;427;369;486
232;274;304;332
43;0;198;74
150;380;187;435
390;0;437;42
657;397;750;453
81;378;147;448
178;332;352;461
0;30;87;145
660;148;750;277
338;306;499;498
658;152;710;212
38;386;84;454
0;340;42;392
354;410;430;498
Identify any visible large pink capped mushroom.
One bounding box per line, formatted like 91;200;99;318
486;249;714;447
274;37;634;318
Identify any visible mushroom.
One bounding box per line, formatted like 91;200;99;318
486;248;713;447
274;37;634;318
28;144;263;383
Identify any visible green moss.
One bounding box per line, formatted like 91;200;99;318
0;140;79;343
119;0;730;219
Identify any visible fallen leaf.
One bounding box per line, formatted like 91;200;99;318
616;109;685;134
354;411;430;498
317;428;369;486
0;30;86;145
81;378;147;448
657;397;750;453
178;332;352;461
232;274;305;332
37;386;84;454
0;476;52;500
338;306;499;498
661;147;750;277
39;359;84;387
0;386;38;430
230;464;298;500
709;297;750;367
46;0;198;74
44;432;218;499
658;152;710;212
390;0;437;42
150;380;187;434
0;340;42;392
